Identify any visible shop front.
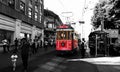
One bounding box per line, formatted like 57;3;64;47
0;29;14;43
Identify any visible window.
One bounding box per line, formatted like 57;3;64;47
40;0;43;4
39;5;42;14
35;5;38;12
68;31;72;40
29;0;32;8
39;5;42;23
20;1;25;14
8;0;15;9
39;15;41;23
35;0;39;6
1;0;7;3
28;7;32;18
57;31;67;40
35;12;38;21
48;23;52;28
35;5;38;21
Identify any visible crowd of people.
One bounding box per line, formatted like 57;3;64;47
1;37;43;72
1;37;56;72
2;38;42;53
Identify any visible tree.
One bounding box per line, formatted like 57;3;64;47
91;0;120;29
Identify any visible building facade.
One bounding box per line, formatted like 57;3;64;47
0;0;44;44
44;9;62;45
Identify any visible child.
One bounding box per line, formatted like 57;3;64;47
11;51;18;71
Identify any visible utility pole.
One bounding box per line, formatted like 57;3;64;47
95;34;98;57
79;0;86;39
79;21;85;39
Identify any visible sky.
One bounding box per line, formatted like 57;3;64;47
44;0;99;40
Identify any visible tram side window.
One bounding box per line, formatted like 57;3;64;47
68;31;72;40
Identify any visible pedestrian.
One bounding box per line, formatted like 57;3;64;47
20;38;30;72
35;40;38;53
81;38;85;58
14;38;18;52
2;38;7;53
50;39;53;48
11;51;18;71
28;39;32;56
84;41;91;57
31;40;36;54
40;40;42;48
78;39;81;49
6;39;10;52
44;40;48;51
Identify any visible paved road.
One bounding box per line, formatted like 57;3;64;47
69;57;120;72
0;47;55;72
0;50;99;72
1;48;120;72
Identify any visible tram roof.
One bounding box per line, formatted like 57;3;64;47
57;24;73;29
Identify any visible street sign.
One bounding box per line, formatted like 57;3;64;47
79;21;85;24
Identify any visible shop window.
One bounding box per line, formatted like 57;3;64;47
20;1;25;14
28;7;32;18
8;0;15;9
111;38;117;43
48;23;52;28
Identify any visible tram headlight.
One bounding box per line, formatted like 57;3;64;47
61;42;65;47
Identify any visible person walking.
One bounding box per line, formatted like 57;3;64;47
20;38;30;72
31;40;36;54
84;41;91;57
44;40;48;51
14;38;18;52
81;38;85;58
6;39;10;52
2;38;7;53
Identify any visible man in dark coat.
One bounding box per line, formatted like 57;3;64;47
14;38;18;52
20;38;30;72
81;38;85;58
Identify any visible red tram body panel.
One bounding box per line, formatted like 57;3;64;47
56;24;79;54
56;40;72;51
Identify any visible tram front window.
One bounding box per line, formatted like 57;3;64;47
60;32;66;39
57;31;72;40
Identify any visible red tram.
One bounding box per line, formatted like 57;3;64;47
56;24;79;54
